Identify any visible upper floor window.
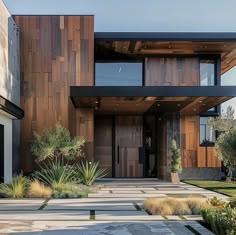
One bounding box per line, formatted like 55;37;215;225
200;60;215;86
95;62;143;86
200;117;216;146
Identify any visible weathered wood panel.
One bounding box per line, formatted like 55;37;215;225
181;115;221;168
14;15;94;172
145;57;199;86
94;118;112;177
115;116;143;177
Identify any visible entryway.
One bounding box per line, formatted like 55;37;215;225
94;116;144;178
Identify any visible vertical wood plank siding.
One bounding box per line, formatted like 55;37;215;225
145;57;220;168
14;16;94;172
180;115;220;168
145;57;199;86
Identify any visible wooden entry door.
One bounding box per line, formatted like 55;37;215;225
115;116;143;177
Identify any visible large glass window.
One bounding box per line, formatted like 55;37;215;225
95;62;143;86
200;117;216;145
200;60;215;86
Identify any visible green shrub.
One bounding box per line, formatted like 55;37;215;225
76;161;107;186
201;198;236;235
31;122;85;162
229;197;236;208
51;183;87;198
0;174;30;198
33;159;76;187
170;139;182;173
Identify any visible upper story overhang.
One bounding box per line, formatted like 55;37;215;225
70;86;236;115
95;32;236;74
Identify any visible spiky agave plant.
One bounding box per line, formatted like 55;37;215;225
0;174;30;198
76;161;107;186
33;159;76;187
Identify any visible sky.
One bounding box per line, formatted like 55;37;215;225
3;0;236;114
3;0;236;32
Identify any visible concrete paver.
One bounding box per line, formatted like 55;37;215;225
0;180;222;234
1;221;215;235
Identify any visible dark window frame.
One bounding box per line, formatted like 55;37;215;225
199;55;219;86
199;116;217;147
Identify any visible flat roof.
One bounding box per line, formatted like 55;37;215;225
95;32;236;41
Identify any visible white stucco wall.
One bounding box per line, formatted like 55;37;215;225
0;0;20;181
0;0;20;105
0;111;12;183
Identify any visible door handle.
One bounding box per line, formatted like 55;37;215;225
117;145;120;164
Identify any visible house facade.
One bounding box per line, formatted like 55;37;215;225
1;2;236;181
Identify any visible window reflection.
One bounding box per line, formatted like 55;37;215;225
200;117;216;145
95;62;143;86
200;60;215;86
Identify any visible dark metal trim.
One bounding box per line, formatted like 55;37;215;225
70;86;236;98
112;116;115;178
70;96;77;108
95;32;236;41
0;96;24;119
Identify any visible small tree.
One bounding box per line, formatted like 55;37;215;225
208;106;236;180
214;129;236;178
31;122;85;162
208;106;236;133
170;139;182;173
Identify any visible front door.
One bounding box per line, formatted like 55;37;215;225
115;116;143;177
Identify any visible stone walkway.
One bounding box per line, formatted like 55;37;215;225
0;179;225;234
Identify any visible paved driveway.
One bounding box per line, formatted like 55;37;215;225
0;179;222;234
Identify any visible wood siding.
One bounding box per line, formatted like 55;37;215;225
14;16;94;172
145;57;199;86
181;115;221;168
94;118;113;177
115;116;143;177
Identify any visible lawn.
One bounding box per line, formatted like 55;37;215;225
184;180;236;197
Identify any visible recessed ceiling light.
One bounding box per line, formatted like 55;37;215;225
199;100;202;103
177;104;181;107
157;104;161;106
95;101;99;104
193;108;197;111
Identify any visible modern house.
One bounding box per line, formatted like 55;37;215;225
1;1;236;181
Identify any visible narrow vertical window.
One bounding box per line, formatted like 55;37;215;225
200;60;215;86
199;117;216;145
